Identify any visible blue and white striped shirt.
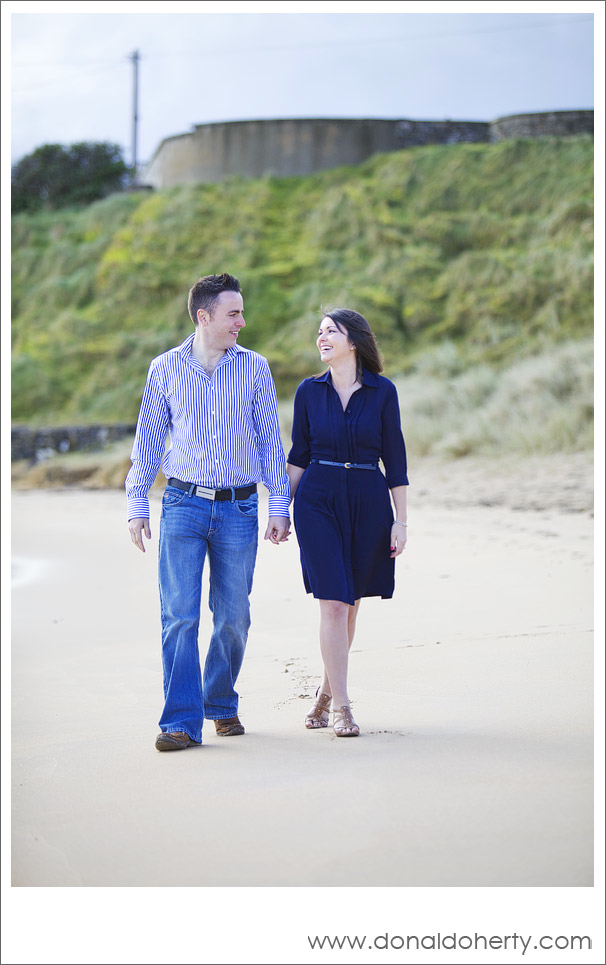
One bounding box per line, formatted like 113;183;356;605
126;335;291;520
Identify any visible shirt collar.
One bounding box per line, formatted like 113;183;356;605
179;334;240;365
313;368;380;387
179;334;196;358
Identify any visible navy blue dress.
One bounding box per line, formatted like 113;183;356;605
287;370;409;606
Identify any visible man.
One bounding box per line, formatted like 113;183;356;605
127;273;291;751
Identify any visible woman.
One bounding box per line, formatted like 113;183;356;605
286;309;409;737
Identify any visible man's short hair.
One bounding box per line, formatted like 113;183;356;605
188;273;241;324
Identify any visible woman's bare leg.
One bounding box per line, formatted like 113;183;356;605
318;600;361;698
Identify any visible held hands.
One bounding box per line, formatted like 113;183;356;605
390;520;407;559
129;518;151;553
264;516;291;545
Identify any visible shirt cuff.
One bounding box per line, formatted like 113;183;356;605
268;494;291;517
127;497;150;521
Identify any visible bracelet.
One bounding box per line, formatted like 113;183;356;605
394;520;407;526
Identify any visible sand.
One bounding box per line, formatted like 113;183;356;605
10;453;595;894
13;448;593;886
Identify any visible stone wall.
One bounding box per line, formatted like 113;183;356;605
143;110;593;189
395;119;490;146
11;424;136;462
490;110;594;141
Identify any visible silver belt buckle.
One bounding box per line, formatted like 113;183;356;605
195;485;216;500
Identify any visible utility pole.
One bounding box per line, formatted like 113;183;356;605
129;49;140;185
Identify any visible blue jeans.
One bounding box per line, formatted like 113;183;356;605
157;485;259;743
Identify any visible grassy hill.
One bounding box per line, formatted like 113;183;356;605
11;136;593;454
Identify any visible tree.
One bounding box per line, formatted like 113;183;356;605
11;141;129;212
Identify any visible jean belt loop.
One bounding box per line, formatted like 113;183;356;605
230;487;236;502
188;483;196;497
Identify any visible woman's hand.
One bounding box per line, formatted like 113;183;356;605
390;520;407;558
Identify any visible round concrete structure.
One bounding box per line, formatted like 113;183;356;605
143;111;594;189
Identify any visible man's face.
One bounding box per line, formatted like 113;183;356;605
198;290;246;351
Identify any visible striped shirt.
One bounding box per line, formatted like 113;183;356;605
125;334;291;520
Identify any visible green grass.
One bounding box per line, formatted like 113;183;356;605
392;338;594;458
11;136;594;454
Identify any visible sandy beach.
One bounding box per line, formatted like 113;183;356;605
10;452;595;892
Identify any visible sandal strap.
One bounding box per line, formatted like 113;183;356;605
333;705;359;732
306;691;332;721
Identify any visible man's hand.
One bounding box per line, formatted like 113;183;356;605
129;518;151;553
264;516;291;544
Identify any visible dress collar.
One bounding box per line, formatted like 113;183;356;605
312;368;380;387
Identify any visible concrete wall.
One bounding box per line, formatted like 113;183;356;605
144;117;489;188
143;111;594;190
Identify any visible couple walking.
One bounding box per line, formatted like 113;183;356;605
126;273;408;748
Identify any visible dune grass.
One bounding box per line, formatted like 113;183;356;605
11;136;593;456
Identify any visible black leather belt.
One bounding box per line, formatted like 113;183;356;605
310;459;378;470
167;478;257;501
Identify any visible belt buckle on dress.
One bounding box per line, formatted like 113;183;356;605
195;485;216;500
344;462;352;469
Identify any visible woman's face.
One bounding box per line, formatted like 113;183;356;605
317;316;353;365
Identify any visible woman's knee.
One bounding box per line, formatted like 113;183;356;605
320;599;350;622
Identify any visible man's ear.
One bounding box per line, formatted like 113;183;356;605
197;308;210;328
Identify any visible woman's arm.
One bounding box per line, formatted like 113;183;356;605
286;463;305;503
389;484;408;558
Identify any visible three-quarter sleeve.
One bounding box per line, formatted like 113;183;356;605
381;382;409;488
287;381;312;469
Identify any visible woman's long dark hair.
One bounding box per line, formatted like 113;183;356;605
323;308;383;380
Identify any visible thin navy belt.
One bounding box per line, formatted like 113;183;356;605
167;478;257;501
310;459;378;470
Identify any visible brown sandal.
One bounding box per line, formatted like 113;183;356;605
305;690;332;729
333;705;360;737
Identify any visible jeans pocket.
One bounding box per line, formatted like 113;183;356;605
162;486;187;507
235;494;258;518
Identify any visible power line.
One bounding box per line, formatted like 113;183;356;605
145;14;594;58
11;14;594;100
12;14;593;69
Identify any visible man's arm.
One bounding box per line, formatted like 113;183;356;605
263;462;304;544
126;364;169;539
252;360;291;538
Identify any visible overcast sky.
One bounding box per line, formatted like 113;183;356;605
7;3;598;170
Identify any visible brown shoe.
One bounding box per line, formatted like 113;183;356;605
214;716;245;736
155;731;199;751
